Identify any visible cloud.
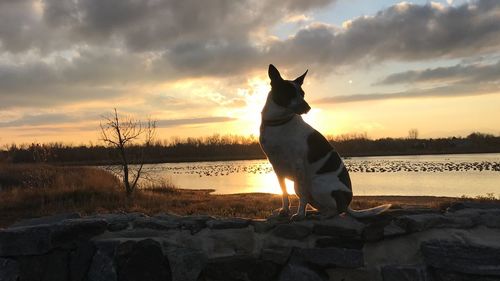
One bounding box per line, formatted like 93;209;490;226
314;83;500;104
1;0;499;111
377;60;500;85
156;116;236;128
0;113;82;127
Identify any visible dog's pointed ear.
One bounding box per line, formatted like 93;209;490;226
294;69;308;86
268;64;283;83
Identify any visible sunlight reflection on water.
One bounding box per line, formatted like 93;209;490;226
138;153;500;197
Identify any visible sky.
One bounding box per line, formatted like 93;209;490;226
0;0;499;145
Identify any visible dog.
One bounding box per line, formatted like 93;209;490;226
259;64;391;220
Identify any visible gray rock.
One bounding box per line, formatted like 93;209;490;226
382;265;431;281
261;246;292;265
0;224;52;256
362;221;389;242
51;218;108;248
132;217;180;230
315;237;364;249
395;213;475;233
69;242;96;281
430;269;500;281
251;219;276;233
90;213;133;231
481;210;500;228
313;216;365;237
87;239;120;281
279;263;328;281
162;243;207;281
17;249;69;281
179;215;215;234
421;240;500;276
0;258;19;281
115;239;172;281
10;212;81;228
206;218;250;229
447;202;500;212
383;222;407;237
200;255;280;281
272;223;311;240
296;247;364;268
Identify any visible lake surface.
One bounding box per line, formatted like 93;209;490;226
138;153;500;197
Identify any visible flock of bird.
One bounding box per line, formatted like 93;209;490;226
146;159;500;178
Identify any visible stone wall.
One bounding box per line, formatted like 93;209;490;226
1;202;500;281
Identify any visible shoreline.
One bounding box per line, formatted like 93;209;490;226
37;150;500;167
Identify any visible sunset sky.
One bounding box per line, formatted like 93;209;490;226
1;0;499;145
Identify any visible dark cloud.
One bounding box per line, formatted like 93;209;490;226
0;113;81;127
378;60;500;85
1;0;500;110
314;83;500;104
156;116;236;128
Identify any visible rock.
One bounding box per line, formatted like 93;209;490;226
272;223;311;240
421;240;500;276
206;218;250;229
326;267;372;281
0;258;19;281
162;243;207;281
200;255;280;281
315;237;364;250
313;216;365;237
69;242;96;281
115;239;172;281
447;202;500;212
481;210;500;228
395;213;475;233
430;269;500;281
10;212;81;228
362;221;389;242
0;224;52;256
279;263;328;281
132;217;180;230
383;222;407;237
251;219;276;233
87;239;120;281
179;215;214;234
17;249;69;281
51;218;108;248
90;213;132;231
261;246;292;265
381;265;431;281
296;247;364;268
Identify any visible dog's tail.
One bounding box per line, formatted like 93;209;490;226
346;204;392;218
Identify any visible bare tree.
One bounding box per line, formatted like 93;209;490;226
408;128;419;140
100;108;156;197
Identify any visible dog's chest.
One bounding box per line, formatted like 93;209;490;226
260;119;313;177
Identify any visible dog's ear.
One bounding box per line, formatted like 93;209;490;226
268;64;283;83
294;69;308;86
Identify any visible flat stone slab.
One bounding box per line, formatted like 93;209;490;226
313;216;365;237
206;218;250;229
0;225;53;256
0;258;19;281
10;212;81;228
421;240;500;276
381;265;431;281
395;213;475;233
296;247;364;268
272;223;311;240
132;218;180;230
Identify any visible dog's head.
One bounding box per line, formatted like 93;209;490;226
268;64;311;115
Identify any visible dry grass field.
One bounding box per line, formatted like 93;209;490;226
0;163;496;228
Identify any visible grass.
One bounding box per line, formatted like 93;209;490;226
1;163;498;228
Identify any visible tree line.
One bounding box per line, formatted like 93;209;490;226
1;132;499;165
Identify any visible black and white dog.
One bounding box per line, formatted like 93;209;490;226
259;64;391;220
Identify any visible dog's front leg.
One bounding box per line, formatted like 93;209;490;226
277;176;290;216
291;180;307;221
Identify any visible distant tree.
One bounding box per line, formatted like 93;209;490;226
100;108;156;197
408;129;419;140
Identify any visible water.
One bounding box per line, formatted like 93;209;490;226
138;153;500;197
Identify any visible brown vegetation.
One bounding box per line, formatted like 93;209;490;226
1;164;498;228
